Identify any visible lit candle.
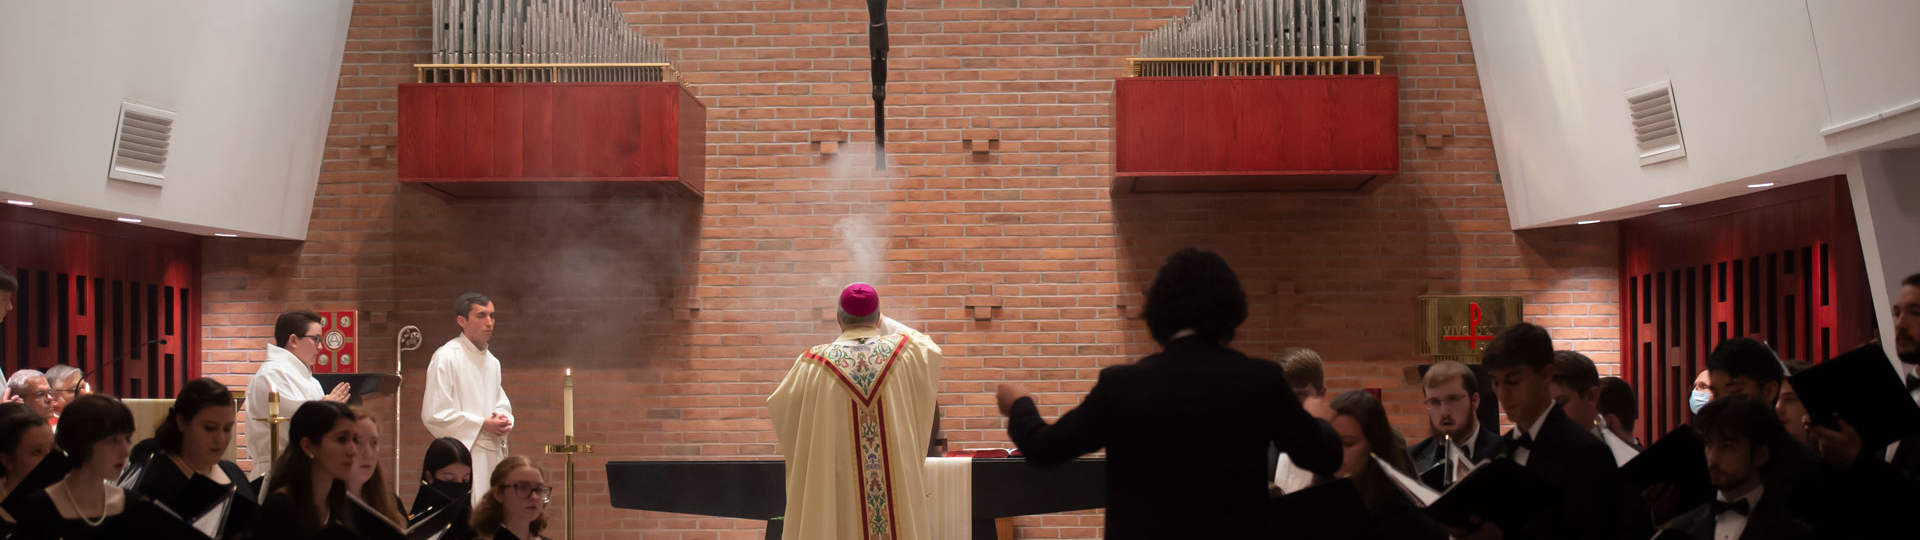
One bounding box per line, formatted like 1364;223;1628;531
563;368;574;438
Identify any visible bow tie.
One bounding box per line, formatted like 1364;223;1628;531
1511;432;1535;449
1710;499;1750;516
1498;432;1534;457
1907;374;1919;392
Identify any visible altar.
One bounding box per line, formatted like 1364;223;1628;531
607;458;1106;540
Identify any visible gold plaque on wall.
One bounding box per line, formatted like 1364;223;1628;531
1416;295;1525;363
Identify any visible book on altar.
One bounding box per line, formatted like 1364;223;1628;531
943;448;1019;458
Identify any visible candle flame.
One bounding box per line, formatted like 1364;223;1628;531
566;368;572;376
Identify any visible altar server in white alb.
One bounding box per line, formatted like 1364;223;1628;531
245;310;351;479
769;283;943;540
422;293;515;506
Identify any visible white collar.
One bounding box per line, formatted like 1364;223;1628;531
456;333;488;355
1717;483;1764;509
1458;423;1481;451
1169;329;1197;341
1521;405;1552;440
264;345;314;378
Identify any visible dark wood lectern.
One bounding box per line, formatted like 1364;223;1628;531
607;458;1105;540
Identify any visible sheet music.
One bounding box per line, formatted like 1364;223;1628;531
1376;454;1440;507
1446;440;1478;482
193;496;231;538
1271;453;1315;494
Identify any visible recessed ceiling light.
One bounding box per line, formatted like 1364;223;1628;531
1657;203;1683;208
117;217;143;223
4;200;31;206
214;233;238;238
1747;182;1774;188
1577;220;1601;225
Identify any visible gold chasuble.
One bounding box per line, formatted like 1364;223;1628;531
769;321;942;540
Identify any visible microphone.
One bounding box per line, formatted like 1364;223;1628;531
101;338;169;393
109;338;168;365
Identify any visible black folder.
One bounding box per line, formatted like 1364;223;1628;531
1619;425;1713;512
1789;343;1920;448
95;496;215;540
315;496;408;540
1418;458;1554;533
0;449;69;516
403;498;474;540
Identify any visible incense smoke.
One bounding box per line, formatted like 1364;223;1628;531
816;142;893;292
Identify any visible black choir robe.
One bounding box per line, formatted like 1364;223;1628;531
1006;336;1342;540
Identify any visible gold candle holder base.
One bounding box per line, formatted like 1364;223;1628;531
544;437;595;540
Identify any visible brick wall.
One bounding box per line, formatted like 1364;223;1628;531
200;0;1620;538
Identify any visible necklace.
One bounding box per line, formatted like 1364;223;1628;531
60;478;110;527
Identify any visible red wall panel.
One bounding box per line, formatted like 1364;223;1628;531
1620;177;1873;442
0;205;201;399
1113;75;1399;193
399;82;705;198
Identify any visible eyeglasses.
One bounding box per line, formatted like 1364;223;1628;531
506;482;553;503
23;391;52;401
1423;394;1471;410
301;334;322;342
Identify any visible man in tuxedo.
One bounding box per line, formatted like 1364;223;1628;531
996;248;1341;540
1706;338;1819;507
1706;338;1786;404
1408;360;1499;490
1597;377;1644;451
1549;352;1609;439
1453;323;1624;540
1664;395;1814;540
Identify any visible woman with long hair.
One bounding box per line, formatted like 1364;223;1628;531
254;401;358;540
0;403;53;530
122;377;255;537
470;456;551;540
1328;390;1445;540
411;437;472;518
345;407;406;526
13;394;141;539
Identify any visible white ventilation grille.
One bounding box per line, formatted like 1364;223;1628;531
108;102;175;186
1626;81;1685;166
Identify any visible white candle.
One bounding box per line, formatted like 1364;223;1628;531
563;368;574;438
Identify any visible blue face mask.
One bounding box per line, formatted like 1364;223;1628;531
1689;389;1711;413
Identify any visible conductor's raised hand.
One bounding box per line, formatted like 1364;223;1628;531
321;382;352;403
996;384;1031;416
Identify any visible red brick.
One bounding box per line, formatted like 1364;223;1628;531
200;0;1617;537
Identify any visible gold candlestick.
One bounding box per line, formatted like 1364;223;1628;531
544;436;593;540
252;391;291;475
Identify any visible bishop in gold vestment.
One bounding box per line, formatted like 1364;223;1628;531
769;284;942;540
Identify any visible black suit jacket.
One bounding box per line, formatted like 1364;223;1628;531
1007;337;1341;540
1888;431;1920;479
1789;451;1920;539
1496;404;1627;540
1408;423;1501;491
1665;493;1815;540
